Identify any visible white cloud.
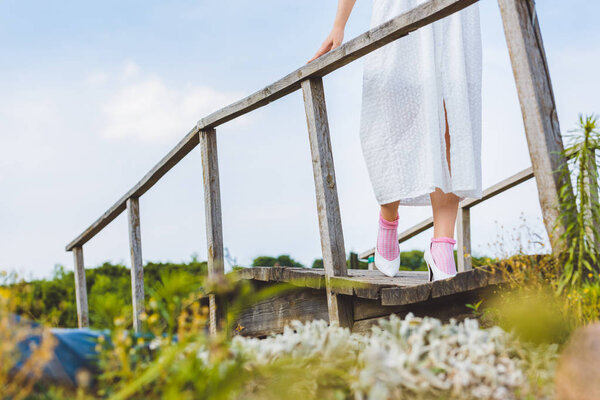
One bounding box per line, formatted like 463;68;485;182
122;60;141;78
100;63;249;143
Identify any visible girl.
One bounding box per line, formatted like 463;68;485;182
308;0;483;281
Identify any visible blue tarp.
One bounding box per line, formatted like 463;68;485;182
11;313;110;387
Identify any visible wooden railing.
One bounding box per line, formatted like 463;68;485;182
66;0;576;332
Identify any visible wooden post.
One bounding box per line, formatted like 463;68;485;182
72;246;89;328
301;77;353;328
456;206;472;272
200;128;226;335
498;0;576;254
349;252;359;270
127;197;145;332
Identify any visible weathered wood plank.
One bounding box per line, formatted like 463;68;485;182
456;206;472;272
498;0;575;254
72;247;89;328
66;0;477;254
236;287;329;337
302;77;353;328
431;264;505;298
200;128;225;335
127;197;145;333
381;284;433;306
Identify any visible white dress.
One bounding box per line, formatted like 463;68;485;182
359;0;483;206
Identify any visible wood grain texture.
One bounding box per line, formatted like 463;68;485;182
498;0;575;254
66;0;478;254
380;284;433;307
302;77;353;328
236;288;329;337
200;128;226;335
456;207;472;272
234;265;507;306
127;197;145;333
72;247;89;328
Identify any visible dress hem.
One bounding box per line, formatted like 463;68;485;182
376;185;483;207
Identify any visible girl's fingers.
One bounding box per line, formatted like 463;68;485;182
308;40;333;63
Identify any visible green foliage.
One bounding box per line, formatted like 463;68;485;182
399;250;426;270
2;257;209;330
553;114;600;293
478;114;600;342
251;254;305;268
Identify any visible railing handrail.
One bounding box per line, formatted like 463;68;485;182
65;0;478;251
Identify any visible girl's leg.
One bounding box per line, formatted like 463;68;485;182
377;200;400;261
429;100;459;274
430;100;459;238
381;201;400;222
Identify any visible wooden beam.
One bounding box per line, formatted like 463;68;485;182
127;197;145;332
72;247;89;328
498;0;576;254
301;77;353;328
66;0;478;253
456;207;472;272
200;128;226;335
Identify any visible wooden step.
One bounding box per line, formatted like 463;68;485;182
233;262;507;306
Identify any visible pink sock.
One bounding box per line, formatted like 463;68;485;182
377;212;399;261
430;236;457;274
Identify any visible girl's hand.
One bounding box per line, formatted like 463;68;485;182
307;26;344;63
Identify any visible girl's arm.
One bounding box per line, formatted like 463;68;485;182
307;0;357;63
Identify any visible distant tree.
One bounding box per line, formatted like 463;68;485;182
312;256;369;270
251;255;305;269
400;250;426;271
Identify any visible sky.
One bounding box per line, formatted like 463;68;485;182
1;0;599;280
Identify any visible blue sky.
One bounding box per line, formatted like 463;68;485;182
1;0;599;279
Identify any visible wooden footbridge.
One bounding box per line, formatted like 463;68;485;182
66;0;582;335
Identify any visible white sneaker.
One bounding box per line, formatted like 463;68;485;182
374;247;401;277
423;240;457;282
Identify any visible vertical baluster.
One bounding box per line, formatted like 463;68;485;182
127;197;145;332
72;246;89;328
200;128;226;335
301;77;353;328
456;206;472;272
